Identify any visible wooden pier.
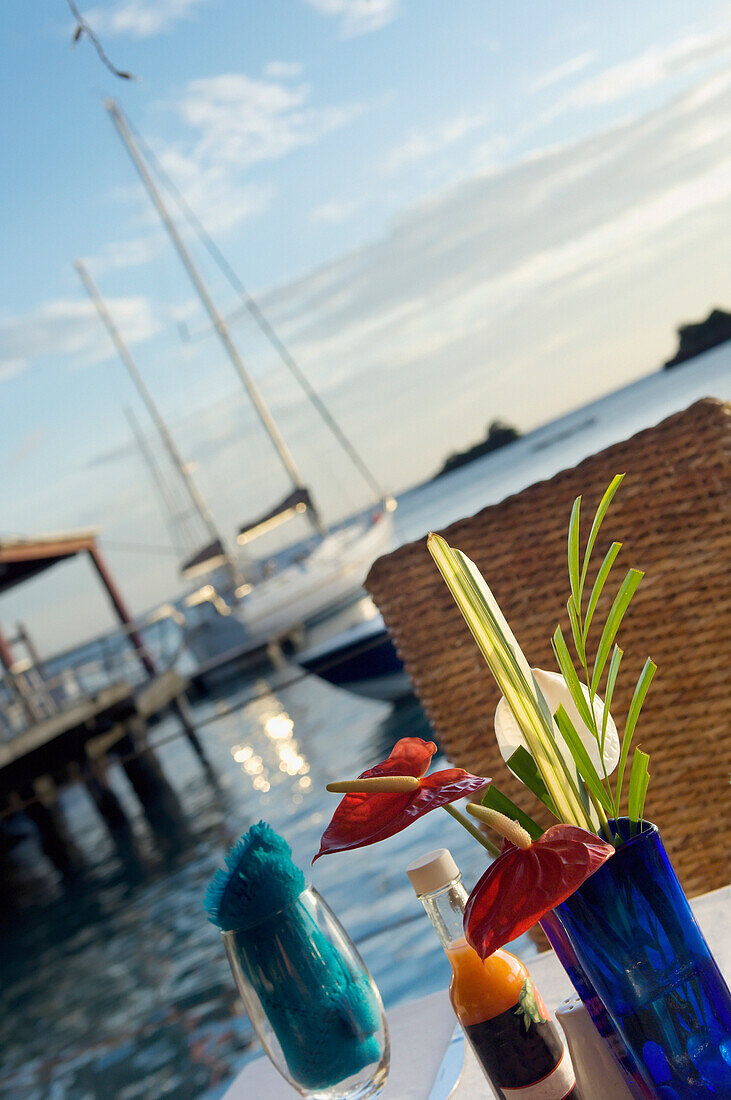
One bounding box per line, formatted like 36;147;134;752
0;532;206;877
0;669;193;874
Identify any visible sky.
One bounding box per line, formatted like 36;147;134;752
1;0;730;650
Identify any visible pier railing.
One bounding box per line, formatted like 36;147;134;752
0;605;187;743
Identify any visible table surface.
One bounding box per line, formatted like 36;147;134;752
224;885;730;1100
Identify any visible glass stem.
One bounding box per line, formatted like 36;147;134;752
443;804;500;856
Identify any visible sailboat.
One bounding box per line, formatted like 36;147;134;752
100;101;396;666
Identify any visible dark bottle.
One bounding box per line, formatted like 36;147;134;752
406;848;581;1100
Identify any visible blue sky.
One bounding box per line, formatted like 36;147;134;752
1;0;730;649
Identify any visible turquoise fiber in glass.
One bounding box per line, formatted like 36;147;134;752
204;821;306;931
205;822;384;1091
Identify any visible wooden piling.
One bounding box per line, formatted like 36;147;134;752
85;771;138;851
118;718;187;842
26;776;82;878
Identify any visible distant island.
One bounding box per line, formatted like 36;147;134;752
433;419;521;479
664;307;731;369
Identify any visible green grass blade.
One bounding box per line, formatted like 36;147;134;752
568;495;582;607
639;771;650;827
583;541;622;637
554;705;613;813
590;568;644;695
566;597;586;665
481;785;543;839
628;748;650;828
624;658;657;746
552;625;595;730
505;747;559;817
579;474;625;597
601;645;623;762
615;658;656;811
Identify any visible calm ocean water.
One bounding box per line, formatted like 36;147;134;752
1;354;728;1099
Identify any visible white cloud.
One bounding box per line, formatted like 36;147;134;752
82;234;164;277
530;51;596;94
154;147;272;232
0;296;159;379
263;61;304;79
255;68;731;465
303;0;398;37
378;112;489;175
553;28;731;113
309;198;361;224
83;0;210;38
174;73;365;169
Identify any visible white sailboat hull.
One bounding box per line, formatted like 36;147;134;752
184;512;395;667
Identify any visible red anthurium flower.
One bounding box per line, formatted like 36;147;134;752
314;737;489;860
464;824;614;958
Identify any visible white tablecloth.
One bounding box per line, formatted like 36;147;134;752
224;885;730;1099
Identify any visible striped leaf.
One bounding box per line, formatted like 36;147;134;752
428;534;586;824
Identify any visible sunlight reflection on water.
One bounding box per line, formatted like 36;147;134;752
0;675;533;1100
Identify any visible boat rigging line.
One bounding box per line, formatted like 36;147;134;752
105;99;329;540
111;104;395;515
124;405;188;560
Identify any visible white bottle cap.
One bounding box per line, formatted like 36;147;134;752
406;848;460;896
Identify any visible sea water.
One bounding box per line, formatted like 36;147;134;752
0;352;728;1099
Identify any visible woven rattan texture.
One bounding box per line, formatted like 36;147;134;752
366;399;730;897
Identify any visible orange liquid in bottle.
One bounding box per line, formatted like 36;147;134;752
445;938;577;1100
447;938;528;1025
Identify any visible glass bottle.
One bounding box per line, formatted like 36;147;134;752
407;848;580;1100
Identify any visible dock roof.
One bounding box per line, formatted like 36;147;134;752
0;531;99;595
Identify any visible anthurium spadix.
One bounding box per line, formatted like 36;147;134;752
495;668;620;779
427;534;594;830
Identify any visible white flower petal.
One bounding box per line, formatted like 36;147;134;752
494;668;620;777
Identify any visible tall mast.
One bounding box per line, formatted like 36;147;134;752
105;99;327;539
75;258;239;582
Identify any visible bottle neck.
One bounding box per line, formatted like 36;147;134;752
419;876;469;949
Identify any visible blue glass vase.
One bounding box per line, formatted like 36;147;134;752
542;820;731;1098
539;909;652;1098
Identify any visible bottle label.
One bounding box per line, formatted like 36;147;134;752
500;1046;576;1099
464;982;576;1100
